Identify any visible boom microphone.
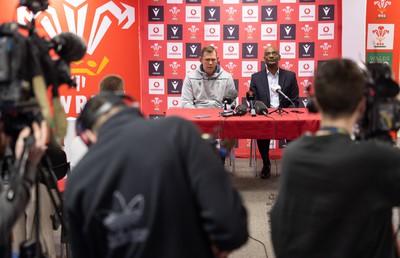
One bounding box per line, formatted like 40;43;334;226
235;104;248;116
246;90;256;116
271;84;291;101
254;101;268;116
50;32;87;62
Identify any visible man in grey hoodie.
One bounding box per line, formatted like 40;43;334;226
181;46;235;109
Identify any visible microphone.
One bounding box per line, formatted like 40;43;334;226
235;104;248;116
222;89;238;105
49;32;87;62
246;90;256;116
254;101;268;116
271;84;291;101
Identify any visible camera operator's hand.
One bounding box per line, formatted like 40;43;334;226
15;121;48;166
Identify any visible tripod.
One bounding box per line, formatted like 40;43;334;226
269;106;288;116
18;144;71;258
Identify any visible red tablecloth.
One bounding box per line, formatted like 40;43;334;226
165;108;321;140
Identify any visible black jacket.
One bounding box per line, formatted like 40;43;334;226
250;67;299;108
65;108;248;258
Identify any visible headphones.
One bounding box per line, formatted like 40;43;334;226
76;92;138;146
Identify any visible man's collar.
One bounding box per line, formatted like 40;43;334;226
266;66;279;75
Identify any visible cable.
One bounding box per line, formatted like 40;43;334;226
248;234;269;258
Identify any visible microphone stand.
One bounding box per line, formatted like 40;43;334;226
269;104;288;116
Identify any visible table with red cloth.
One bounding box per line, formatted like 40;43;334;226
165;108;321;140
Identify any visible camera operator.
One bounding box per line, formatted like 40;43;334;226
270;59;400;257
64;92;248;258
0;119;47;258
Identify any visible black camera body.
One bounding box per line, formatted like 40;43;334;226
0;17;86;138
307;62;400;144
356;62;400;143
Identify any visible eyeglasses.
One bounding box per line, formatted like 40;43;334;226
265;51;279;56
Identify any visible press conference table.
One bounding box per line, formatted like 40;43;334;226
165;108;321;140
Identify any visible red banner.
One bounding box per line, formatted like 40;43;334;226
0;0;141;118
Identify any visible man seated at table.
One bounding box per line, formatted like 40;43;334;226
250;45;299;179
181;46;236;162
181;45;236;108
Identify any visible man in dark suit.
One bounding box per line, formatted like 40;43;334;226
249;45;299;179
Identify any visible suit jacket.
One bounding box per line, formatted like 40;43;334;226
249;67;299;108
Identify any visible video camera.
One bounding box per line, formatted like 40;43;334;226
355;62;400;143
307;61;400;144
0;0;86;140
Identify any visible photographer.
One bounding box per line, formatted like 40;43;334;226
0;119;47;257
64;92;248;258
270;59;400;257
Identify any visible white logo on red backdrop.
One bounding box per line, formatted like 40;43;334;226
374;0;391;19
169;61;180;76
374;0;392;19
188;25;199;39
226;62;237;74
151;97;162;111
281;61;293;70
151;43;162;58
169;6;180;21
226;7;238;21
282;6;294;21
300;79;311;94
320;42;332;56
245;25;256;40
301;24;313;39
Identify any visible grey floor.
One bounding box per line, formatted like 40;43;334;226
227;157;280;258
226;157;400;258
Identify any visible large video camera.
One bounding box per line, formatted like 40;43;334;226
0;0;86;140
355;62;400;144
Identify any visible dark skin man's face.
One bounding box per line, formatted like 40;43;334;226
263;46;281;70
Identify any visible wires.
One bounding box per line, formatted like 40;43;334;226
248;234;269;258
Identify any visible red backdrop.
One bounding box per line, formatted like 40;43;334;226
140;0;342;158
